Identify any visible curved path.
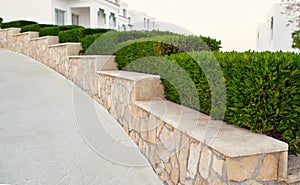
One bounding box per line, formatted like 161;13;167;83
0;49;162;185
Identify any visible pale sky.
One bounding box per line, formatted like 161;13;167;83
124;0;282;51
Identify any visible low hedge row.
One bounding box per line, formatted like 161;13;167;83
0;20;37;29
58;28;111;43
119;51;300;154
39;25;84;37
114;35;221;69
82;31;221;55
21;24;55;33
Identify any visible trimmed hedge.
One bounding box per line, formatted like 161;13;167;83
21;24;55;33
39;25;84;37
292;30;300;49
83;31;221;55
0;20;37;29
114;35;221;69
58;28;111;43
59;28;84;43
80;34;103;53
39;26;60;36
119;51;300;154
81;28;111;37
83;31;180;54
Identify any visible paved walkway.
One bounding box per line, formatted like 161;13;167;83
0;49;162;185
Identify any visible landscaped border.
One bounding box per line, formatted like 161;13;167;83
0;27;295;185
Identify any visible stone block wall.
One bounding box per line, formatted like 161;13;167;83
29;36;59;64
95;71;289;185
11;32;39;55
0;28;293;185
69;56;117;97
0;28;21;49
47;43;82;75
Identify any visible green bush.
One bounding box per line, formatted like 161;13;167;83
83;30;178;55
292;30;300;49
0;17;3;24
39;25;84;37
119;51;300;154
21;24;55;33
83;31;221;55
0;20;37;29
114;35;221;69
80;34;103;53
58;28;84;43
21;24;41;32
81;28;111;37
58;28;110;43
58;25;84;31
39;26;60;36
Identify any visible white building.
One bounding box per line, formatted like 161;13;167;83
0;0;156;31
127;9;156;31
256;3;298;52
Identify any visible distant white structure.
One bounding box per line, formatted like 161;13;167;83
127;9;156;31
0;0;157;31
256;3;298;52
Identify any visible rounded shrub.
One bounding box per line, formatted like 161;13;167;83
0;20;37;29
118;51;300;154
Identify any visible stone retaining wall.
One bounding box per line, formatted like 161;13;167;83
95;71;289;185
0;28;293;185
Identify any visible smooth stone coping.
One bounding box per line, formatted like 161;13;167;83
69;55;115;59
48;42;81;48
12;31;38;37
97;70;161;81
0;27;21;32
30;36;58;41
136;100;289;158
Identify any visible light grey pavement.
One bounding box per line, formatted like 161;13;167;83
0;49;162;185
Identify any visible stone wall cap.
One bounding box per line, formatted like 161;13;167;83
69;55;115;59
97;70;160;81
30;36;58;41
48;42;81;48
136;100;289;157
0;27;21;32
12;31;39;37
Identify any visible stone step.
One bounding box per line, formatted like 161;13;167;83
29;36;59;62
68;55;117;96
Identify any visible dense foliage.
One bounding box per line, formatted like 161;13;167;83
0;20;37;29
20;24;55;33
58;28;111;43
83;31;221;55
114;35;221;69
292;30;300;49
118;51;300;154
39;25;84;37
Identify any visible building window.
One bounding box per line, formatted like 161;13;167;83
147;19;150;30
123;9;126;17
270;16;274;40
72;14;79;25
98;9;106;25
109;13;116;28
55;9;65;26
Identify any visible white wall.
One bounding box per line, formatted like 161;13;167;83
0;0;52;24
257;3;298;52
71;7;90;28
